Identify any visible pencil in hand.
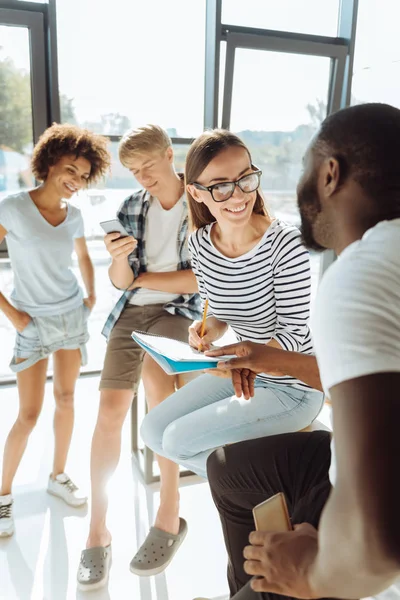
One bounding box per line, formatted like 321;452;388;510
198;298;209;352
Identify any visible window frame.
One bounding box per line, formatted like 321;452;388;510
0;0;360;386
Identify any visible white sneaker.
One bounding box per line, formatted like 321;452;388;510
47;474;87;507
0;494;14;537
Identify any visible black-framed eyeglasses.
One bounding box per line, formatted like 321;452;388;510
192;168;262;203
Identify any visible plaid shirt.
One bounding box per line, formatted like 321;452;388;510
102;186;201;339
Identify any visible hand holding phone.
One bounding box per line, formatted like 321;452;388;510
100;219;137;261
100;219;130;237
253;492;292;532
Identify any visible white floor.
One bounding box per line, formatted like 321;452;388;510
0;376;230;600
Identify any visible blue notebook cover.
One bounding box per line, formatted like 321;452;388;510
131;331;225;375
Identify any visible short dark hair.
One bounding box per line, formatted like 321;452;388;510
31;123;111;184
314;103;400;214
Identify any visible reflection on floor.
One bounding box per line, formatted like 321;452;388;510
0;377;229;600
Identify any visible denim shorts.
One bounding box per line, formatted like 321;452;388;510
10;304;90;373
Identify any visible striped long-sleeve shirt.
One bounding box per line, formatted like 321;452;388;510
188;219;314;390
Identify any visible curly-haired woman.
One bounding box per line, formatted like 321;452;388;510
0;123;110;537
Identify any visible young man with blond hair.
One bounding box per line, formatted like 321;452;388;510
77;125;201;591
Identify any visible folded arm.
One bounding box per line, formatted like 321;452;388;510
130;269;198;294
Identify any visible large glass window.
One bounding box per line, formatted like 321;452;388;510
56;0;206;138
351;0;400;108
222;0;340;37
0;24;36;381
229;49;331;303
55;0;203;372
0;26;34;201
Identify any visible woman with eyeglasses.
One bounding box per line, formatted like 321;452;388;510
137;130;323;574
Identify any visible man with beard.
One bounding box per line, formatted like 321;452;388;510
198;103;400;600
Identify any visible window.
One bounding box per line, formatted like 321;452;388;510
56;0;206;138
229;49;331;303
0;26;34;202
351;0;400;108
222;0;340;37
0;23;36;381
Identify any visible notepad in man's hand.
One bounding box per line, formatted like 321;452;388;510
131;331;235;375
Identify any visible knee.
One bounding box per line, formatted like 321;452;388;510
207;447;228;493
140;409;165;454
161;422;190;462
17;408;40;432
97;391;131;433
142;354;174;407
54;390;74;410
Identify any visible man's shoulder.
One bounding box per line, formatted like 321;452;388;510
323;221;400;293
316;223;400;327
118;188;149;215
313;225;400;395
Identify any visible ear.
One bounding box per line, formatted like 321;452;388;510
323;157;340;197
187;183;203;203
166;147;173;163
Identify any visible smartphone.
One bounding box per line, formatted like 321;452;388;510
253;492;292;532
100;219;130;238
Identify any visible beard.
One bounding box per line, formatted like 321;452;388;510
297;173;327;252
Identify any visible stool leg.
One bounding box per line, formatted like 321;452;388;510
144;445;159;484
131;392;138;453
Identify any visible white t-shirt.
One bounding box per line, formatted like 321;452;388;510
130;195;185;306
312;219;400;599
0;191;85;316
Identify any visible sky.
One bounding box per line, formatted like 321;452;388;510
2;0;400;135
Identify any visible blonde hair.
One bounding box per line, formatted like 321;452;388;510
119;124;171;166
185;129;268;229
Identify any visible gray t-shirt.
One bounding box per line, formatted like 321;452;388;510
0;191;85;317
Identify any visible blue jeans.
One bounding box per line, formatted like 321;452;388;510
140;374;324;479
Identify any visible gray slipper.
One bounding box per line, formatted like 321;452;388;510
130;518;188;577
77;544;112;591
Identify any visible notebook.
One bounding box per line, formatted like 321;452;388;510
131;330;235;375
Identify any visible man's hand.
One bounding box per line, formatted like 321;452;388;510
243;524;319;598
206;340;284;376
205;367;256;400
104;232;137;262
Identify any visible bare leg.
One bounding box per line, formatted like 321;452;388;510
141;353;180;535
86;388;133;548
51;348;82;478
0;358;48;495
